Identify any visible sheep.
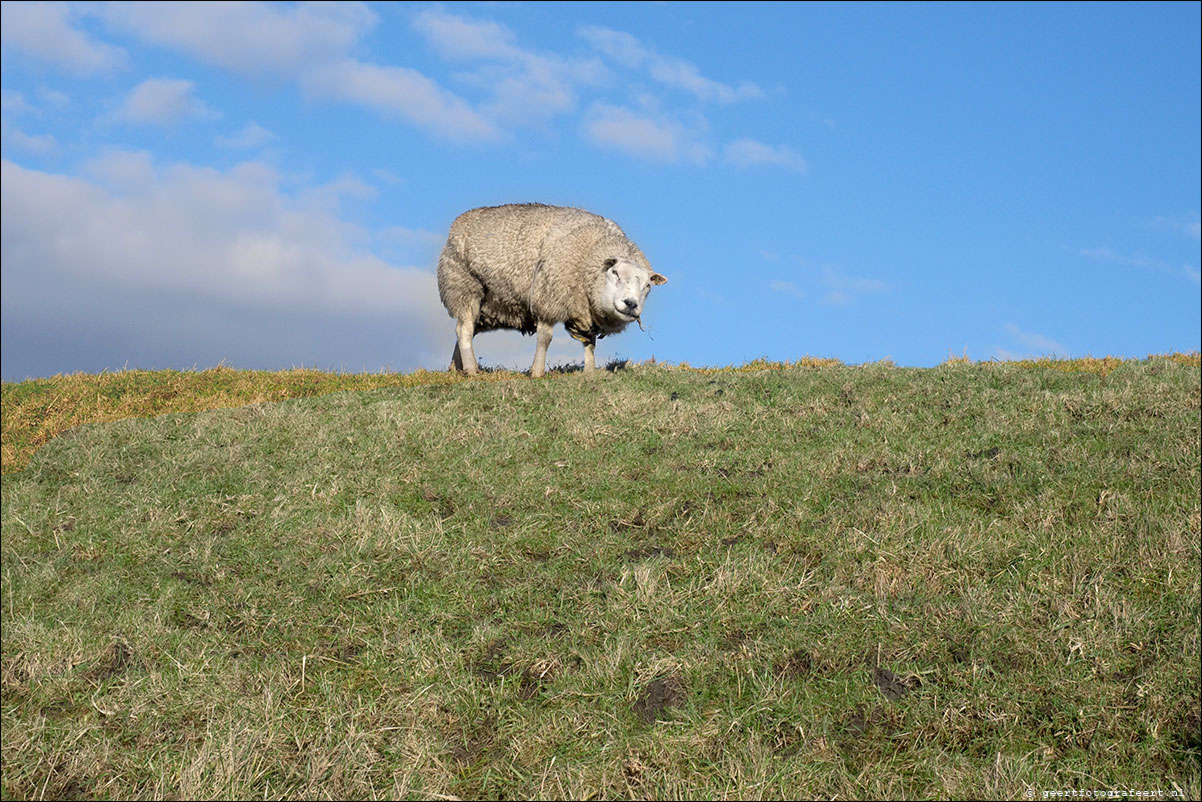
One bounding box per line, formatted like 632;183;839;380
436;203;666;377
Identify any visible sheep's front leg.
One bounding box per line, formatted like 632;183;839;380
455;317;479;375
583;335;598;374
530;320;554;378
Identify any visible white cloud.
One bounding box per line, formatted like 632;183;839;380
372;168;403;186
302;59;500;143
818;266;887;305
648;58;763;104
1077;245;1199;283
215;121;277;150
581;103;711;165
1002;323;1068;357
98;2;495;143
992;347;1027;362
413;8;522;62
38;88;71;109
413;8;604;126
1;122;57;154
769;280;806;300
771;256;887;306
823;268;886;295
0;158;451;379
1078;246;1152;267
577;26;647;68
574;26;780;169
579;25;762;103
108;78;216;126
1149;214;1201;241
1;89;33;116
0;1;126;74
80;149;157;192
725;138;808;173
99;1;374;78
476;57;590;125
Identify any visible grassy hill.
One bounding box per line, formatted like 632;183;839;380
2;357;1199;799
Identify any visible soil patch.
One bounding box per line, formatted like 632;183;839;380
774;648;815;679
449;716;497;765
624;546;676;561
873;666;919;700
634;676;686;724
471;639;549;700
421;486;455;520
609;513;648;533
841;706;890;743
86;641;133;683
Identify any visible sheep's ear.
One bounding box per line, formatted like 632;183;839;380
650;272;667;285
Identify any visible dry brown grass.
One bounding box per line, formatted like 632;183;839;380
0;364;529;475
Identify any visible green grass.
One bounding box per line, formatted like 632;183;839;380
2;357;1199;799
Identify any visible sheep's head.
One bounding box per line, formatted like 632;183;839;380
600;257;667;323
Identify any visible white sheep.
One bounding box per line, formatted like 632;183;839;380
436;203;666;377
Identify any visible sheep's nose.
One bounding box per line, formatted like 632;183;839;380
622;298;639;313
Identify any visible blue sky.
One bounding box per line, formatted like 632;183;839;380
2;1;1199;381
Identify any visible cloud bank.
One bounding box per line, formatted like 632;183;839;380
1;157;451;380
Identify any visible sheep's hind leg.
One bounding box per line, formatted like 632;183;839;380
530;320;554;378
455;317;479;375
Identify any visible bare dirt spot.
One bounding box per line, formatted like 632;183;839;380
86;641;133;683
838;704;908;761
633;676;686;724
624;545;676;561
449;716;497;766
841;706;891;745
471;639;510;682
722;628;751;649
523;548;551;562
538;621;568;639
1174;703;1201;763
845;708;872;738
609;512;648;533
470;639;549;700
873;666;919;700
171;569;213;587
324;640;362;664
55;778;90;801
421;486;455;520
774;648;815;679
